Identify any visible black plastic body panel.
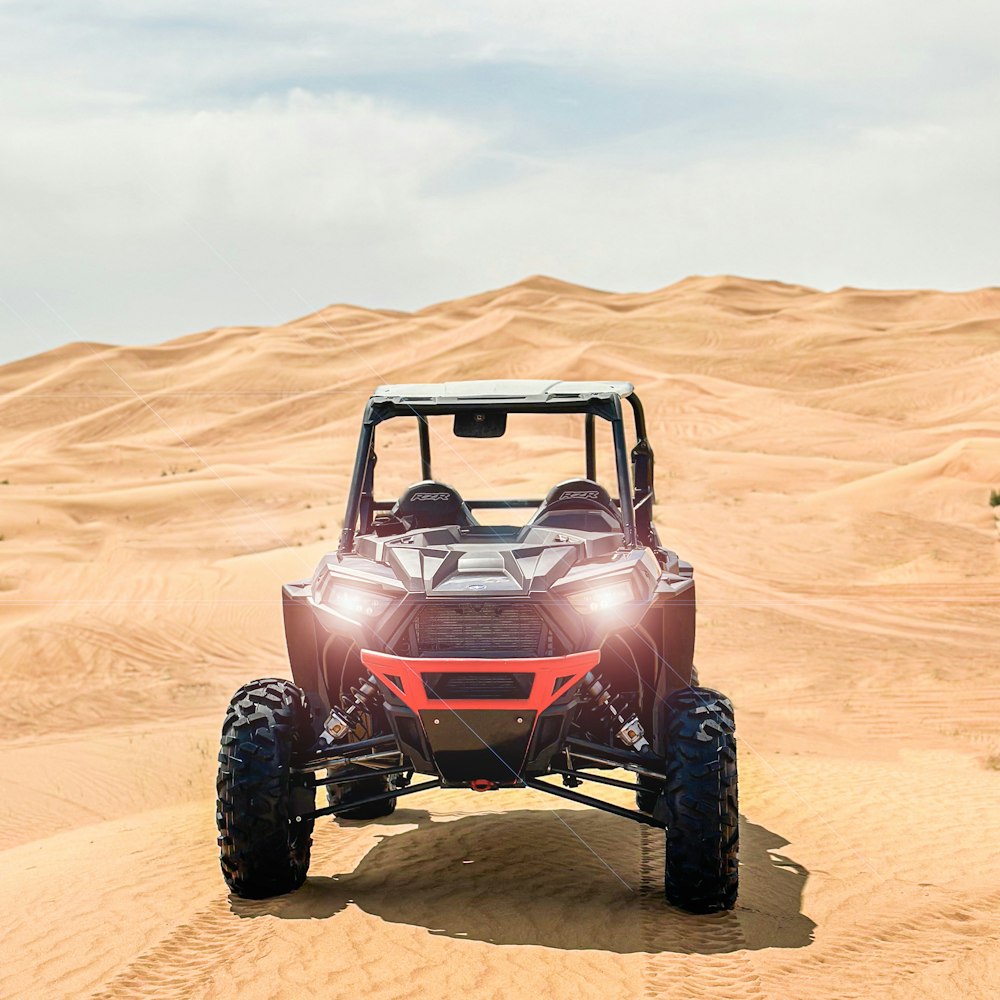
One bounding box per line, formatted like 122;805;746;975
417;709;537;785
523;695;583;777
383;702;435;774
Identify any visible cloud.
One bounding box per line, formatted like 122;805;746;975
2;90;486;232
439;112;1000;293
0;90;491;354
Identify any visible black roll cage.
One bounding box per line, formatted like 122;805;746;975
338;391;655;554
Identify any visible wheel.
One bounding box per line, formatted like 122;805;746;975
661;687;738;913
326;774;398;820
216;678;316;898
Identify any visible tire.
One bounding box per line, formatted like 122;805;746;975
661;687;738;913
216;678;316;899
636;773;662;814
326;775;398;820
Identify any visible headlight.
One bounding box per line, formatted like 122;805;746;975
326;584;393;623
567;579;635;615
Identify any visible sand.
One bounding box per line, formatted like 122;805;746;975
1;274;998;999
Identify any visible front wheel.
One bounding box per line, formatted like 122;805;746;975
661;687;738;912
216;678;316;898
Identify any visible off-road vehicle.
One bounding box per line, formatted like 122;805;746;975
216;380;738;911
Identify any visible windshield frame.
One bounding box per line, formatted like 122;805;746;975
338;394;650;554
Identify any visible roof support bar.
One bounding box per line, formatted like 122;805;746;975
611;407;637;547
339;411;374;554
585;412;596;481
418;416;432;479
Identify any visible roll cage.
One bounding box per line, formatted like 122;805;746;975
337;380;657;555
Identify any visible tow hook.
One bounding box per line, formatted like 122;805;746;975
470;779;497;792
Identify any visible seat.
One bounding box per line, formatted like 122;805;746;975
392;480;477;530
527;478;623;533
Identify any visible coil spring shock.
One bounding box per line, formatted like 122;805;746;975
323;674;380;742
581;670;650;752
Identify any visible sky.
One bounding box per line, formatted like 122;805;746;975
1;1;999;362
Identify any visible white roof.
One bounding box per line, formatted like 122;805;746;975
371;379;634;402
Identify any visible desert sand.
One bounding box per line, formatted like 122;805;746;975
1;274;998;999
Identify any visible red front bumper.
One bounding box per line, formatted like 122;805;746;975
360;648;601;713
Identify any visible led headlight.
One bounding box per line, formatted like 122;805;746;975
568;579;635;615
326;584;393;623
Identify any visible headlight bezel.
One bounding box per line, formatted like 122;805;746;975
566;578;638;615
314;573;397;625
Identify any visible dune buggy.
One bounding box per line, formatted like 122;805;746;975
216;380;738;911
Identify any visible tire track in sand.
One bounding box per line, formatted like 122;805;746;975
87;896;270;1000
639;826;768;1000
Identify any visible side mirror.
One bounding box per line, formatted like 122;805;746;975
454;410;507;438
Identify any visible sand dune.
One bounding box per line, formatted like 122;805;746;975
1;275;999;999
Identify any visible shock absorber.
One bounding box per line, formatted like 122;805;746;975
581;671;650;752
323;674;380;742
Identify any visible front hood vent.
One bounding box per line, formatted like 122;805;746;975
414;600;548;657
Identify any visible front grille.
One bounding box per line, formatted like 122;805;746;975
422;672;535;700
414;600;545;657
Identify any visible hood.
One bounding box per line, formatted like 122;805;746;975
315;523;658;604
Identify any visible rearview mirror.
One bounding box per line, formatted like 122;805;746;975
454;410;507;438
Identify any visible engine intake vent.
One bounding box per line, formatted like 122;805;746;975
414;601;545;657
422;672;535;701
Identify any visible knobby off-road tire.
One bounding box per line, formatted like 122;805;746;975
636;774;662;814
661;687;738;913
326;775;398;820
216;678;316;899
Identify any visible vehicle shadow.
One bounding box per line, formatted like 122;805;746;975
230;808;815;953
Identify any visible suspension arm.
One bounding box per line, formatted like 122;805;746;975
550;767;644;793
564;734;662;773
295;733;400;772
294;778;442;822
524;777;664;828
310;764;412;789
